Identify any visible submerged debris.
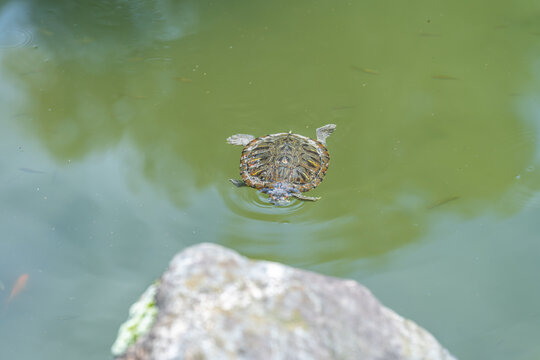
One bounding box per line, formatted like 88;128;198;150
427;195;460;209
3;274;29;313
351;65;380;75
19;167;45;174
174;77;193;83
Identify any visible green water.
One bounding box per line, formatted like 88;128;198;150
1;0;540;358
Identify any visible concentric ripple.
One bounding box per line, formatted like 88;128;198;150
0;28;34;48
224;186;307;221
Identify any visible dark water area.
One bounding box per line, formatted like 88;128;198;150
1;0;540;359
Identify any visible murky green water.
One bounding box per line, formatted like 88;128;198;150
1;0;540;358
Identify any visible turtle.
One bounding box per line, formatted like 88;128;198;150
227;124;336;205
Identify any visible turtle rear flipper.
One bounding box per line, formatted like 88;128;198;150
292;193;320;201
227;134;255;146
229;179;247;187
316;124;336;145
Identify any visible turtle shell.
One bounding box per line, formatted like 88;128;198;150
239;132;330;192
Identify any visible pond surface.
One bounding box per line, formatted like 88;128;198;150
1;0;540;359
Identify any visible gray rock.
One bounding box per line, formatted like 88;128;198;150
113;243;456;360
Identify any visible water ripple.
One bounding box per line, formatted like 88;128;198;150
0;28;33;48
224;187;306;221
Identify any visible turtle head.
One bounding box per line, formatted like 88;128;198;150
268;192;291;206
263;183;294;205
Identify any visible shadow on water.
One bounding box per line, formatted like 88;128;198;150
1;0;540;266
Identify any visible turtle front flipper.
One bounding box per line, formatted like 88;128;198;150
291;193;321;201
227;134;255;146
315;124;336;145
229;179;247;187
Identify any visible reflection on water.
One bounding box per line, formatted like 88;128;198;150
0;2;34;48
1;0;540;359
3;0;538;255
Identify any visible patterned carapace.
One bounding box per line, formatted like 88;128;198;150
227;124;335;204
240;133;330;192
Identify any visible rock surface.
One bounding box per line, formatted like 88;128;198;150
114;243;456;360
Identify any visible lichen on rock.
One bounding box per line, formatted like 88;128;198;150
111;281;159;357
